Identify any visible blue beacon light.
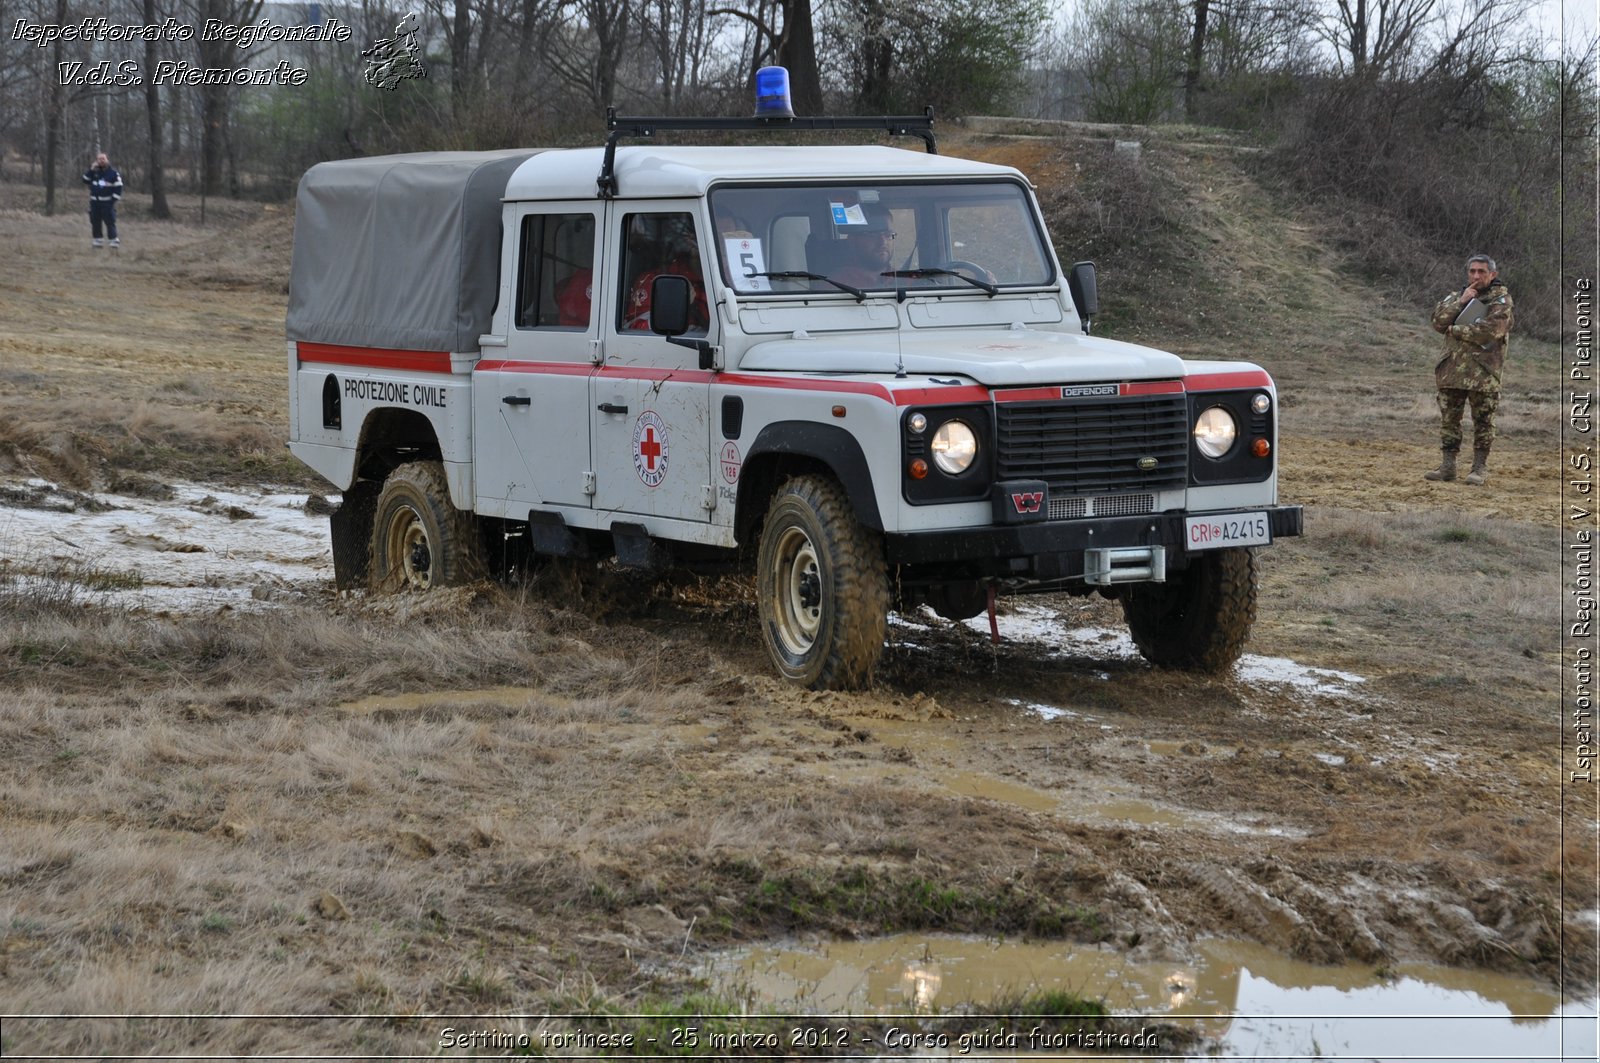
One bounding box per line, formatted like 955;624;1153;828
753;66;796;119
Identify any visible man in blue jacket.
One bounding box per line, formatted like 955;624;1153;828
82;152;123;249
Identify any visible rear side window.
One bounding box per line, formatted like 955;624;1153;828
516;213;596;329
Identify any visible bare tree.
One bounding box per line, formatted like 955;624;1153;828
709;0;820;111
187;0;262;195
140;0;170;217
43;0;67;214
1318;0;1438;78
1184;0;1211;118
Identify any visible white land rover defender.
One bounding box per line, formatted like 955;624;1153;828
286;93;1302;690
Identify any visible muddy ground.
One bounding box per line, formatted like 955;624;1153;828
0;137;1594;1058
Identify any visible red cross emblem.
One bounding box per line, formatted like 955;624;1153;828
632;411;669;487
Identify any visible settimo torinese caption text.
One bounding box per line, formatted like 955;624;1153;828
11;16;350;86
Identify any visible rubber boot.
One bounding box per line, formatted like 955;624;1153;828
1464;447;1490;486
1423;449;1457;482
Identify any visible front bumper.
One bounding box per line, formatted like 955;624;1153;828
883;505;1303;582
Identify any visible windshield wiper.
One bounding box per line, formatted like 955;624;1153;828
883;267;999;297
752;270;866;302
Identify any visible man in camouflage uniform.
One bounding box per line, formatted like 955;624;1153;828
1424;254;1513;485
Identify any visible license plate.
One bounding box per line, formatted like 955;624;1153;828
1184;511;1271;551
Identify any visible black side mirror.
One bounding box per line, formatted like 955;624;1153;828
1068;261;1098;334
650;273;717;370
650;274;692;337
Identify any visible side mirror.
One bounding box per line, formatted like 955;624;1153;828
650;273;717;371
650;274;692;337
1068;261;1098;335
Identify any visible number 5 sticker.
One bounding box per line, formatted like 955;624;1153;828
724;236;770;290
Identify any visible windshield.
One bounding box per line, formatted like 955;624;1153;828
709;180;1054;296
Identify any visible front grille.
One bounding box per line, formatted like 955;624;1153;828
1047;494;1155;521
997;394;1188;494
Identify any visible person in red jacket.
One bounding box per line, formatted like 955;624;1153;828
623;219;708;332
555;267;593;326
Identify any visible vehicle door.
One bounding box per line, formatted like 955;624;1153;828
590;206;714;523
477;205;600;510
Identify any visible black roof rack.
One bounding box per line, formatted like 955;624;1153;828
597;108;938;198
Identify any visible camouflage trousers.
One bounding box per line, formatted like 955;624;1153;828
1437;387;1498;452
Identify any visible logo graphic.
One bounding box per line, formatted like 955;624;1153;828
1136;457;1159;470
363;13;427;91
1060;384;1119;399
633;411;670;487
720;441;742;484
1010;491;1044;514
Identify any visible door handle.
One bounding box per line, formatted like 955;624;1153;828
502;395;531;406
597;403;629;414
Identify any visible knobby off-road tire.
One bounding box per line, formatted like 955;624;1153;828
757;475;890;690
1120;546;1257;672
369;461;485;593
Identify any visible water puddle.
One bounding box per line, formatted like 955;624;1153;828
0;478;332;613
708;932;1597;1060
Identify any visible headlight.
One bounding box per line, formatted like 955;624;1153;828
931;420;977;474
1193;406;1238;459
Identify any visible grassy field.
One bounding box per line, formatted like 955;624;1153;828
0;132;1591;1057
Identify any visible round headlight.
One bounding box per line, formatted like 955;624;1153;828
908;412;928;434
931;420;977;474
1251;392;1271;415
1194;406;1238;459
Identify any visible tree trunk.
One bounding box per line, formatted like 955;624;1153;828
776;0;821;114
143;0;171;218
1184;0;1210;121
451;0;473;120
43;0;68;215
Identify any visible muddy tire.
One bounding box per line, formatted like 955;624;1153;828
1120;547;1256;672
369;461;485;593
757;475;889;690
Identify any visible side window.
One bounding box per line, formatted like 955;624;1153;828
618;211;708;335
516;213;595;329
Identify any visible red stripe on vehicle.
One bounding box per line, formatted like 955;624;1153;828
476;359;591;376
1122;380;1185;396
1185;370;1272;391
298;342;453;374
992;386;1061;403
718;373;987;406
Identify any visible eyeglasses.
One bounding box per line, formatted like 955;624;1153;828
859;230;895;240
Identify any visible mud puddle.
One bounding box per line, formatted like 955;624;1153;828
708;933;1597;1060
894;602;1373;701
0;477;332;612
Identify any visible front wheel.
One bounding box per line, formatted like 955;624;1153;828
757;475;889;690
369;461;485;592
1120;547;1256;672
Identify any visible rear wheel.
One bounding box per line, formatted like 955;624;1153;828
369;461;485;592
757;475;888;690
1120;547;1256;671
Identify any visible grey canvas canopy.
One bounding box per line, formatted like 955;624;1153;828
287;149;542;352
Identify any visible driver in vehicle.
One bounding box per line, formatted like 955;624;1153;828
832;208;895;288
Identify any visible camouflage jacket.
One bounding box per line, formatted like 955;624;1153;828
1432;281;1513;393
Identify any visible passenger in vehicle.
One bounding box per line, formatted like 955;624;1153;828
555;266;593;326
623;219;709;332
